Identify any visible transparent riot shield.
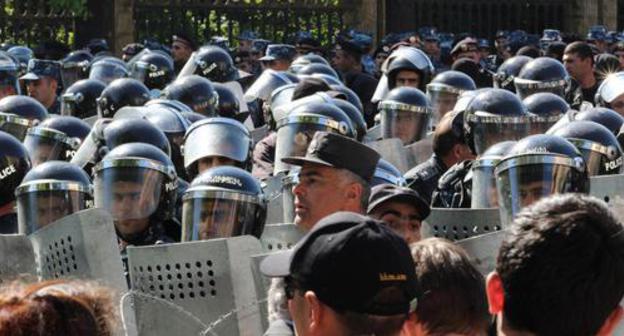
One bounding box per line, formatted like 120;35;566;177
456;229;508;276
262;172;287;225
29;208;127;293
589;173;624;223
363;124;382;143
127;235;264;335
422;208;502;241
404;135;433;168
365;138;410;173
0;234;36;283
250;125;269;144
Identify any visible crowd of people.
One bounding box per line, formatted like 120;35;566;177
0;23;622;335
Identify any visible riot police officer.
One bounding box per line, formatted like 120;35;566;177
178;45;239;83
523;92;570;135
61;79;106;120
385;46;434;92
426;70;476;126
378;86;431;145
514;57;570;100
181;166;266;241
6;46;32;76
20;59;63;114
24;116;91;166
88;57;128;85
16;161;92;234
470;140;516;209
0;56;20;99
183;117;252;180
550;120;623;176
129;51;175;93
162;75;218;116
0;131;31;233
289;53;331;74
213;82;244;121
495;134;589;225
61;50;93;89
492;55;532;92
93;142;177;250
97;78;151;118
0;95;49;141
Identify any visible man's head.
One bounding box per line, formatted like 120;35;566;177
332;43;362;74
487;194;624;336
261;212;420;336
451;38;480;63
563;42;594;82
367;184;430;244
282;131;380;231
395;69;421;89
403;238;490;336
433;110;474;166
259;44;296;71
20;59;61;109
171;33;196;64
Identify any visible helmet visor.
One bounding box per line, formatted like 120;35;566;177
470;160;499;208
0;113;36;141
379;104;430;145
183;121;250;170
61;67;84;89
244;70;294;103
514;79;567;100
469;115;530;155
181;190;262;241
427;89;460;127
17;188;91;234
567;139;623;176
89;61;128;85
23;131;70;166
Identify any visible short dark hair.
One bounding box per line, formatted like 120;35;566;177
433;110;465;157
496;193;624;336
564;41;594;62
410;238;490;334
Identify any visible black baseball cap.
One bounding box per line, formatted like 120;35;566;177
281;131;381;182
20;59;61;81
260;211;420;316
367;183;431;219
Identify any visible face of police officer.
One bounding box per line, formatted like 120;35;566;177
332;49;356;73
563;53;592;82
391;111;421;145
111;181;154;238
370;201;422;245
395;70;421;89
238;39;253;52
26;77;58;108
375;52;389;73
0;84;17;100
262;59;290;72
197;199;239;240
171;41;193;64
519;180;548;209
37;194;71;228
197;156;237;175
423;40;440;57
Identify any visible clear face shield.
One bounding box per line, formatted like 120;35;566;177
16;182;93;234
379;102;431;145
282;168;300;224
495;154;586;226
181;189;264;241
274;115;351;174
471;157;501;208
528;114;564;135
24;127;81;166
244;70;295;103
426;84;462;127
0;112;39;141
0;62;20;96
183;120;251;171
70;119;110;170
61;62;88;89
566;138;623;176
89;61;129;85
61;91;85;117
514;78;568;100
467;113;531;155
94;160;166;237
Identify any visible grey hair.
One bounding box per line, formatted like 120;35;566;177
338;168;371;212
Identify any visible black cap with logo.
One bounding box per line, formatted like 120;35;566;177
260;211;420;316
368;183;431;219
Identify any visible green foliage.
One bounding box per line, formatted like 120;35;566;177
48;0;88;17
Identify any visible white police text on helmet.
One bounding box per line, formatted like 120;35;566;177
0;164;16;180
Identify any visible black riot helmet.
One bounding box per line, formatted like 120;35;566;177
332;98;367;141
289;54;330;73
88;57;129;85
274;102;355;174
61;50;93;88
0;57;20;96
181;166;266;241
514;57;569;99
574;107;624;136
464;88;531;155
16;161;92;234
0;95;48;141
495;134;589;226
97;78;151;118
523;92;569;135
471;140;516;209
162;75;218;116
329;84;364;113
179;46;239;82
296;63;340;80
371;158;406;187
7;46;33;75
183;117;252;179
103;118;171;157
378;87;431;145
0;131;31;210
386;46;434;91
61;79;106;119
93;142;178;244
182;111;208;124
129;51;175;91
244;69;298;104
213;83;245;122
551;120;623;176
493;55;533;92
24;116;91;166
426;70;476;126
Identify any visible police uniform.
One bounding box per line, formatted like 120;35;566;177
252;131;277;180
19;59;63;114
405;154;447;205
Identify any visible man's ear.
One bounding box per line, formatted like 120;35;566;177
596;305;624;336
305;291;324;332
401;313;426;336
486;272;505;315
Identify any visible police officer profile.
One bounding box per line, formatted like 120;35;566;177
367;183;430;244
405;110;474;205
96;78;151;119
61;78;106;119
93;142;177;250
0;131;31;233
16;161;92;234
385;46;434;92
0;95;49;141
378;86;431;145
162;75;218;116
183;117;252;180
550;120;623;176
171;32;197;74
258;44;297;71
0;56;20;99
20;59;62;114
426;70;476;126
495;134;589;225
181;166;266;241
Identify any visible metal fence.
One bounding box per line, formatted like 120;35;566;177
133;0;352;48
0;0;77;47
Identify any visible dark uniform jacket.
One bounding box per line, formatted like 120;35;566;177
343;71;378;127
48;98;61;115
252;132;277;180
405;154;448;205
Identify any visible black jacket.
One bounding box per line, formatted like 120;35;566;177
405;154;448;205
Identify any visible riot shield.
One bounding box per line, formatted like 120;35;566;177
589;173;624;222
29;208;127;293
0;234;36;283
262;173;287;225
404;135;433;168
259;223;305;253
362;124;381;143
127;235;264;336
249;253;271;332
422;208;502;241
456;230;507;276
121;291;208;336
250;125;269;144
82;115;99;127
366;138;410;173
